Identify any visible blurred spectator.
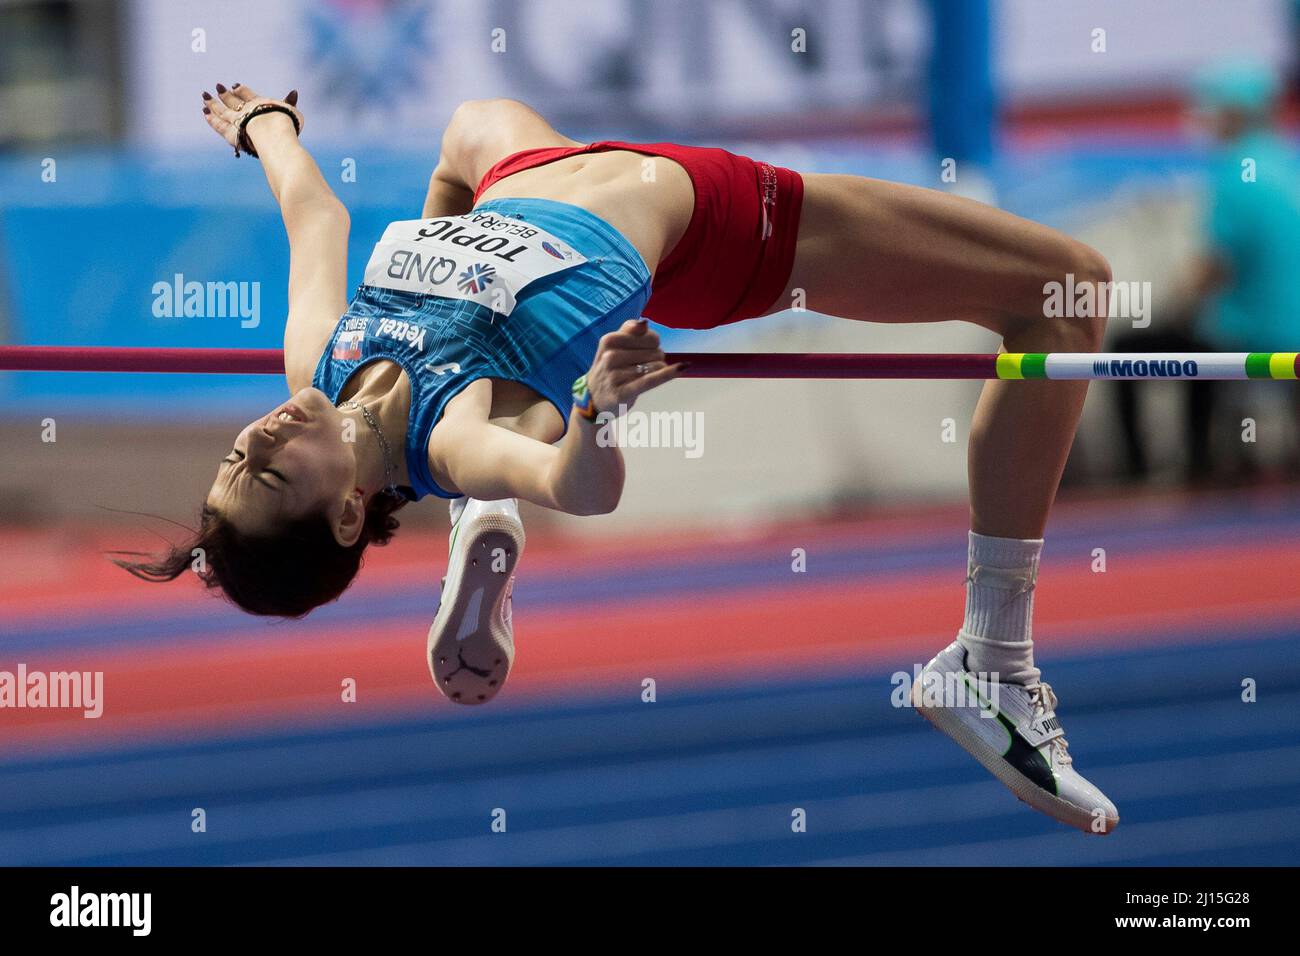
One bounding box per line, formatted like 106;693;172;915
1293;0;1300;101
1113;61;1300;483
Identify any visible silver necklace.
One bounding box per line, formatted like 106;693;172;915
340;400;400;496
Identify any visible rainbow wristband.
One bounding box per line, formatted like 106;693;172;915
572;374;599;421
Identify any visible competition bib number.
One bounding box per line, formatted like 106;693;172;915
362;212;587;315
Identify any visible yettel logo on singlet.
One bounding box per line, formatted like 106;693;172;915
364;211;587;315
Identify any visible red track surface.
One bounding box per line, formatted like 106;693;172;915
2;511;1296;752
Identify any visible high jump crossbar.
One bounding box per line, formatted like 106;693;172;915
0;346;1298;380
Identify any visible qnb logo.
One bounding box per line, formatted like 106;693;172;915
50;886;151;937
457;262;497;294
1093;358;1199;378
387;250;457;286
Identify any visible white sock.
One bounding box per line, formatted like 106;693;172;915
957;531;1043;686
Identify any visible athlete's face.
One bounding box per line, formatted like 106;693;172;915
206;387;357;537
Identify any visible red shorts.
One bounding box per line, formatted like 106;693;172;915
473;140;804;330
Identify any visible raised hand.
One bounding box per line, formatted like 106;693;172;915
200;83;303;157
586;318;685;414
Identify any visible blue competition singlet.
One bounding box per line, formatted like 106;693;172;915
312;198;652;499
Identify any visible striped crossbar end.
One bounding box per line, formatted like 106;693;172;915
997;352;1300;381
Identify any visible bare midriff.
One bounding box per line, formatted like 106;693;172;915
475;149;695;274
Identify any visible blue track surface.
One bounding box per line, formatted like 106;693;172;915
1;627;1295;866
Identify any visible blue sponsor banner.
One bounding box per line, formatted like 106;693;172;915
0;151;427;419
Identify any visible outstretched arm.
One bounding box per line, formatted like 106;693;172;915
202;84;349;392
433;419;620;516
431;319;684;515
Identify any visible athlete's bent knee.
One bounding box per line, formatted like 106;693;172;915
1065;242;1110;351
1020;240;1109;351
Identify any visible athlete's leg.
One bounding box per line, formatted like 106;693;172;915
775;174;1117;832
422;99;582;218
770;173;1110;539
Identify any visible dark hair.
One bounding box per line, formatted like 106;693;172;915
110;492;407;617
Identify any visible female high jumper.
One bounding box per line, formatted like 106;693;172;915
118;86;1116;834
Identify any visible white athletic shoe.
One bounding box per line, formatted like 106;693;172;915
427;497;524;706
911;640;1120;835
